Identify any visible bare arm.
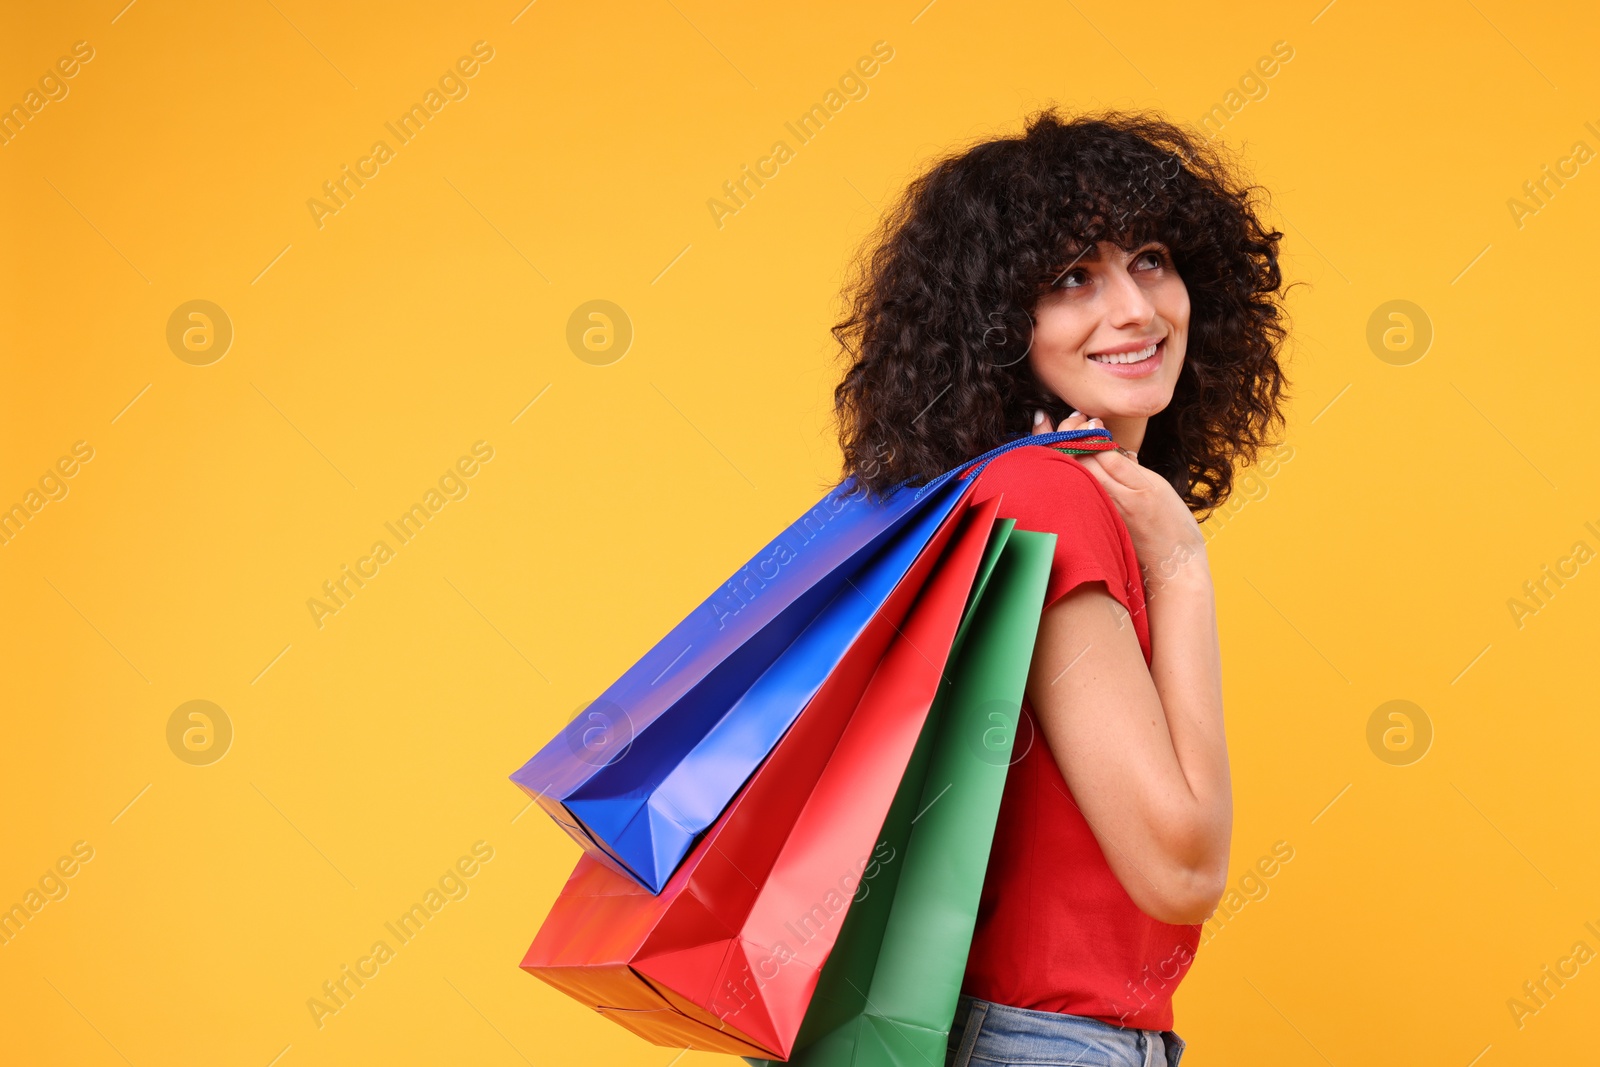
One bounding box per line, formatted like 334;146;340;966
1024;416;1232;925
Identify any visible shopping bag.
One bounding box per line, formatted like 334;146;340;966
511;427;1113;893
745;527;1056;1067
511;468;976;892
530;473;977;893
522;494;1010;1060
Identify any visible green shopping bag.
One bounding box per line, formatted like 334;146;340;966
747;524;1056;1067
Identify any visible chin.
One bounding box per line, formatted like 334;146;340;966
1086;390;1175;421
1126;397;1176;418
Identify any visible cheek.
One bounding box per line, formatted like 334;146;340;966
1160;279;1192;331
1029;301;1094;358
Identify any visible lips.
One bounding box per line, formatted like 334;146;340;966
1086;338;1165;378
1087;339;1160;364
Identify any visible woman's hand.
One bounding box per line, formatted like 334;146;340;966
1032;409;1207;586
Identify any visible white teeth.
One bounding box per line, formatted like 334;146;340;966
1088;341;1159;365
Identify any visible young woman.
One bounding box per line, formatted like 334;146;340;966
831;109;1290;1066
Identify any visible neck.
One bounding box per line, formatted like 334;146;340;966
1101;415;1148;454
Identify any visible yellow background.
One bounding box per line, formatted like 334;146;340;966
2;1;1596;1064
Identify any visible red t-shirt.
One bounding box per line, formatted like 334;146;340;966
961;444;1201;1032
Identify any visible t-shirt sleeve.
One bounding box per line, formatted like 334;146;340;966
971;447;1141;618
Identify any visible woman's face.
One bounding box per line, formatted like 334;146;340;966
1025;239;1190;428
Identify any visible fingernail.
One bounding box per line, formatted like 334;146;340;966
1033;409;1046;426
1068;410;1082;419
1088;418;1103;427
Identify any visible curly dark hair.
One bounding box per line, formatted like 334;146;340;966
831;106;1291;516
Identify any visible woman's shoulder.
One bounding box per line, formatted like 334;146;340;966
971;443;1110;499
971;442;1145;617
970;444;1124;532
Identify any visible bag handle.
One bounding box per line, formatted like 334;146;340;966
910;427;1115;501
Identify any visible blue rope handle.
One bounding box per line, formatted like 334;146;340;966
909;427;1113;501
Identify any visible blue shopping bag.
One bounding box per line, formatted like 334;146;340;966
510;427;1113;893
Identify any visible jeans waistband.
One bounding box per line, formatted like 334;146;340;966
948;995;1186;1067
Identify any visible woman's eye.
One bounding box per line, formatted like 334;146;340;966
1056;269;1089;288
1135;250;1165;270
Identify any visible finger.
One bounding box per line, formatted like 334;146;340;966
1070;451;1116;492
1075;415;1113;479
1075;453;1145;518
1072;415;1112;455
1084;417;1134;464
1090;445;1147;492
1073;455;1138;530
1031;409;1052;436
1043;408;1090;439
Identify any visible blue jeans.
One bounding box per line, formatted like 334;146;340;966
946;995;1187;1067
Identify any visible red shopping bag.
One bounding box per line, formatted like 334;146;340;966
523;492;1006;1059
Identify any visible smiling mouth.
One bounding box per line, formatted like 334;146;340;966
1087;340;1162;365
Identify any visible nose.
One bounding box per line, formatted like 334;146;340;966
1102;263;1156;329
